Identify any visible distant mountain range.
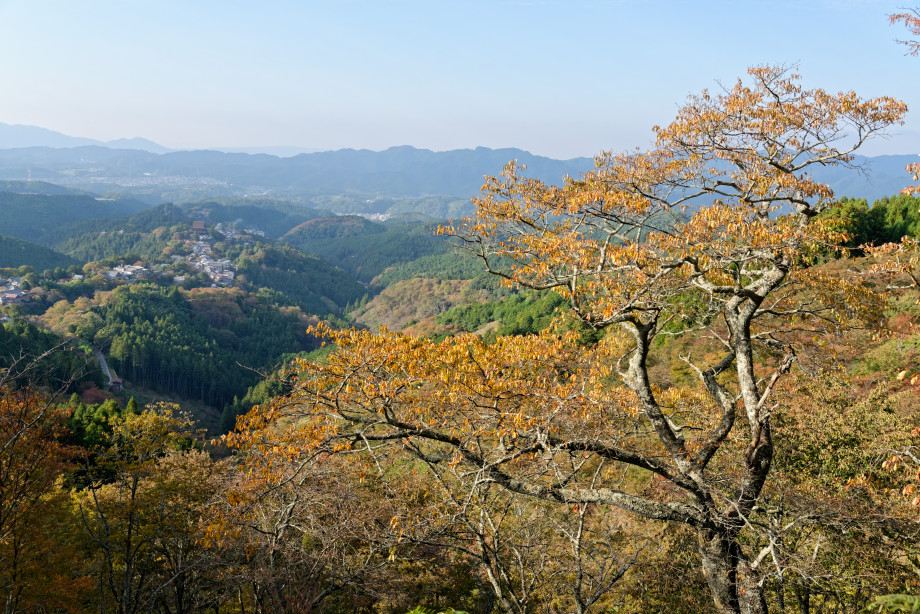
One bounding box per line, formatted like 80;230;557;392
0;123;172;154
0;142;594;203
0;122;915;205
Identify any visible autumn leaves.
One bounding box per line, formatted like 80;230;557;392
220;67;910;614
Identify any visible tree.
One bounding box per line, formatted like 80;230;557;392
0;388;87;614
866;236;920;288
751;373;920;611
891;8;920;55
408;475;641;614
211;453;421;613
890;8;920;195
76;404;210;614
227;66;906;614
0;350;95;613
0;344;85;541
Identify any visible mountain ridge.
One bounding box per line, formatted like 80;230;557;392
0;122;915;204
0;143;594;201
0;123;173;154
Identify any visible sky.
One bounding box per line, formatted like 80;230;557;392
0;0;917;159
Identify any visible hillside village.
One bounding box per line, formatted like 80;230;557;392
186;236;236;286
0;218;257;333
93;220;241;288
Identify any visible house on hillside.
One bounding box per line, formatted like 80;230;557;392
0;286;27;305
102;265;150;283
0;292;25;306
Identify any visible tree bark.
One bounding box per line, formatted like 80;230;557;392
697;527;767;614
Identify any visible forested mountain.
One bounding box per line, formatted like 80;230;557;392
0;191;152;245
85;285;320;407
185;198;332;237
286;217;452;284
233;243;367;313
0;144;592;201
366;251;483;287
37;201;200;261
0;234;79;270
0;180;92;195
305;194;473;218
284;215;385;241
38;199;331;262
0;187;377;422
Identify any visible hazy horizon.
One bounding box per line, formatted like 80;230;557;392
0;0;918;159
3;120;918;163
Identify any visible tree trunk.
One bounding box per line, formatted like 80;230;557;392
697;528;767;614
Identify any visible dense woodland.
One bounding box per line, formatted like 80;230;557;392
92;285;319;407
0;233;78;271
6;59;920;614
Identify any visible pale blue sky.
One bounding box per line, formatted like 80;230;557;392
0;0;916;158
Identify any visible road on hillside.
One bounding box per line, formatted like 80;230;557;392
93;347;115;385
